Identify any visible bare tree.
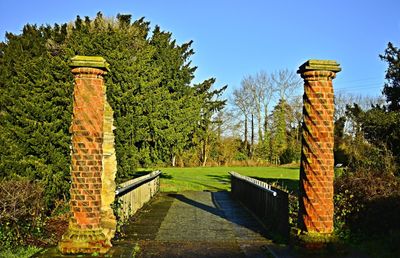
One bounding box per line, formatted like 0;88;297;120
268;69;302;163
254;71;274;144
233;69;302;162
240;71;275;146
233;84;252;156
334;92;385;135
271;69;302;101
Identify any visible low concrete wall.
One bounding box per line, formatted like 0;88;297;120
116;171;161;221
229;171;289;240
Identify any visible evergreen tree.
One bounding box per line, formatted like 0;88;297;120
270;100;288;164
0;24;72;207
194;78;227;166
380;42;400;111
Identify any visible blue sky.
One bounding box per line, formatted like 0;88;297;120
1;0;399;98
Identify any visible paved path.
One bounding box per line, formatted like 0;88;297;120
36;191;274;257
118;191;272;257
37;191;372;258
111;191;369;258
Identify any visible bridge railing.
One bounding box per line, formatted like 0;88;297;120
229;171;289;239
115;170;161;221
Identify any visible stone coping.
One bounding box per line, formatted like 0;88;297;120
297;59;341;73
70;55;110;71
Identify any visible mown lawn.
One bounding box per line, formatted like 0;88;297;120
0;246;42;258
153;166;300;192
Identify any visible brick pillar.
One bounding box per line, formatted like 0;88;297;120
297;60;341;234
59;56;112;254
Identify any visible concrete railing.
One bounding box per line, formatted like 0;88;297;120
229;171;289;239
115;170;161;221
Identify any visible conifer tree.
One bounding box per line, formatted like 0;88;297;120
380;42;400;111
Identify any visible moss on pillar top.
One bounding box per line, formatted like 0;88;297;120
297;59;341;74
70;55;110;72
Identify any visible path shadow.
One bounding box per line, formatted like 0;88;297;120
167;191;270;239
167;193;225;217
160;172;173;179
206;174;230;184
191;181;226;191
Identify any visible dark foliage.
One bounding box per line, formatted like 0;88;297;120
343;104;400;174
334;172;400;239
380;42;400;112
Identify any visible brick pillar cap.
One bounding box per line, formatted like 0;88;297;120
297;59;341;74
70;55;110;72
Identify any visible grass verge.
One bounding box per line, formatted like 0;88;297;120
153;166;299;192
0;246;42;258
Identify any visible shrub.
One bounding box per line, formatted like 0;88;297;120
0;179;46;248
338;135;398;176
334;171;400;239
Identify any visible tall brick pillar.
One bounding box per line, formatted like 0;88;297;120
297;60;341;234
59;56;114;254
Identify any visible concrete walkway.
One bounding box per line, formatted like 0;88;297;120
37;191;372;258
118;191;272;257
36;191;275;257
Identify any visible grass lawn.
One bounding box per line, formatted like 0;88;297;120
0;246;42;258
151;166;300;192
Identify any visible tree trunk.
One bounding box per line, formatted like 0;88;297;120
263;111;270;161
201;137;208;167
257;113;263;143
250;114;254;158
264;108;268;135
244;115;248;155
171;154;176;167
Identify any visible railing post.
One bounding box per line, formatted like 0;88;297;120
297;60;341;235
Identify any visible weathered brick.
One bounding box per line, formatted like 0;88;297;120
83;155;94;160
75;195;85;200
90;167;101;172
79;201;90;207
81;172;94;177
76;178;85;183
79;166;89;171
90;201;101;207
75;160;86;166
84;178;95;184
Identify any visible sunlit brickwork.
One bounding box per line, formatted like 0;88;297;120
297;60;341;234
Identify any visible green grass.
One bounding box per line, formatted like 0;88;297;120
0;246;42;258
152;166;300;192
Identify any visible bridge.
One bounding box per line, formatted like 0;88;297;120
113;172;285;257
39;171;290;257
